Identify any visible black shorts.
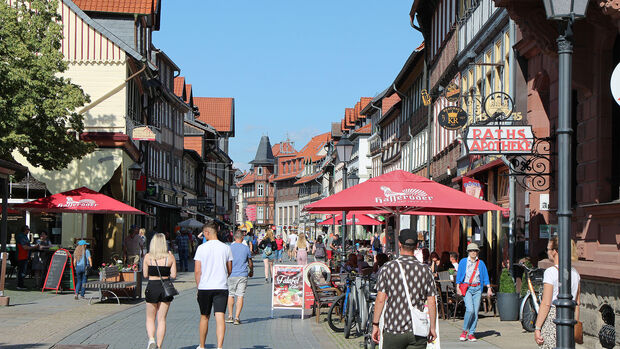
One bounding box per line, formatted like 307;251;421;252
197;289;228;315
145;281;174;303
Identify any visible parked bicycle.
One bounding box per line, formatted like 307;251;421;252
327;270;356;335
515;262;545;332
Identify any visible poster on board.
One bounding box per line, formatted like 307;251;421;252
271;264;304;318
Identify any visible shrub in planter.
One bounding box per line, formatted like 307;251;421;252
497;268;519;321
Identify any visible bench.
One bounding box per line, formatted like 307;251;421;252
309;275;341;324
84;266;138;305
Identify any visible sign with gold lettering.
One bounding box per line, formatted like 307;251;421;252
421;89;431;106
132;126;158;141
466;126;534;154
445;82;460;103
438;106;468;130
483;92;514;120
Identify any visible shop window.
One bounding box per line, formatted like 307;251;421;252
257;167;263;176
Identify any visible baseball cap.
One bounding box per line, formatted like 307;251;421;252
467;242;480;251
77;240;90;246
398;229;418;246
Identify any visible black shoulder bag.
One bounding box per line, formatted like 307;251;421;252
155;257;178;298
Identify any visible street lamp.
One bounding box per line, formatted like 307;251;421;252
347;172;360;188
543;1;588;348
128;163;142;181
335;135;354;255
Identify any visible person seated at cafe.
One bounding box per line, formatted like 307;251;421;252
371;253;389;279
16;225;38;290
450;252;459;271
439;251;452;272
32;231;51;288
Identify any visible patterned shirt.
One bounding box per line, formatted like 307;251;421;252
376;255;436;334
175;234;189;252
465;257;480;284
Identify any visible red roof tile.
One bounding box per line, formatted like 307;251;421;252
194;97;234;133
185;84;192;104
297;132;330;162
355;122;372;135
272;141;297;158
237;173;255;185
294;171;322;185
359;97;372;119
73;0;156;15
173;77;185;99
382;94;401;113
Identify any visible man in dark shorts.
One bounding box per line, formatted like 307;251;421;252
194;222;232;349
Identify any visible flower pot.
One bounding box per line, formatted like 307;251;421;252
497;292;520;321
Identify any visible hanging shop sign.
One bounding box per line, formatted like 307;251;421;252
483;92;514;120
466;126;534;154
462;176;483;199
438;106;468;130
421;89;431;106
132;126;159;141
611;62;620;107
444;82;460;103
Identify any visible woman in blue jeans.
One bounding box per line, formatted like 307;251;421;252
455;243;492;342
73;240;92;300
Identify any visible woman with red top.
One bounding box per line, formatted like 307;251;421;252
275;234;284;263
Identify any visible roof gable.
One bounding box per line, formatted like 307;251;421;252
193;97;235;135
73;0;157;15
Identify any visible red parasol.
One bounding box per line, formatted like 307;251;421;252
14;187;146;238
14;187;146;214
318;213;382;226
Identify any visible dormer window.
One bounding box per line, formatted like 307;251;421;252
257;166;263;176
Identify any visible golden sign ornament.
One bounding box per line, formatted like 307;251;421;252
444;82;460;103
483;92;514;119
421;89;431;106
438;106;468;130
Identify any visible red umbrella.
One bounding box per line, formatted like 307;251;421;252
14;187;146;214
306;170;506;253
14;187;146;238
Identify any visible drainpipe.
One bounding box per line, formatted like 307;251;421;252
506;19;517;275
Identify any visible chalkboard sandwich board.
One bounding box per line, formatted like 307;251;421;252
42;249;75;293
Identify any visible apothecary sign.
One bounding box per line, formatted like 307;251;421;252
466;126;534;154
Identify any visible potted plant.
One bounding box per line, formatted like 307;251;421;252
497;268;519;321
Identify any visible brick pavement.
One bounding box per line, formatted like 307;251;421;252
1;257;550;349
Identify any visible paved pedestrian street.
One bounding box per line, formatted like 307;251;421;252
1;259;544;349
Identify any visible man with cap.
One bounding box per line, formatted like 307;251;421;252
371;229;437;348
124;224;144;266
455;242;492;342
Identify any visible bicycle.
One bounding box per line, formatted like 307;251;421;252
515;263;545;332
327;270;357;335
360;274;377;349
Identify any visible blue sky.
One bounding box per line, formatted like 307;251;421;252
153;0;423;170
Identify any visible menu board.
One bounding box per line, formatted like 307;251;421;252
43;249;74;292
272;265;304;310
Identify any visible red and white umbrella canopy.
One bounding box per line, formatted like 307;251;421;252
317;213;383;226
306;170;505;215
14;187;146;215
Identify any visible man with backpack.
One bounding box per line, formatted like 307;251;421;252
312;235;327;262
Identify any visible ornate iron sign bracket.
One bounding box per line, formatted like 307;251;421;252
505;136;554;192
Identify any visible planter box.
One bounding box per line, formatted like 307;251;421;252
120;271;142;298
497;292;520;321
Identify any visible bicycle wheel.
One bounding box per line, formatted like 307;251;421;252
521;297;537;332
344;296;355;338
327;293;346;333
364;304;376;349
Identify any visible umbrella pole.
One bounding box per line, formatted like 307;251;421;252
394;211;400;258
352;214;356;251
341;210;346;259
81;213;86;239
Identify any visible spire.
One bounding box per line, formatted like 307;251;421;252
249;135;275;165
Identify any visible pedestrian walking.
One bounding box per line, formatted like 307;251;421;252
275;234;284;262
124;225;144;266
143;233;177;349
72;240;92;300
295;233;309;265
259;229;277;283
287;231;298;261
312;235;326;262
194;222;233;349
370;230;382;262
455;243;493;342
325;232;334;260
226;231;253;325
16;225;37;290
371;229;437;348
175;230;190;272
534;237;581;348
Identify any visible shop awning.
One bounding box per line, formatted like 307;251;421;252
139;198;180;210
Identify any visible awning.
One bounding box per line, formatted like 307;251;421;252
452;158;506;184
139;198;180;210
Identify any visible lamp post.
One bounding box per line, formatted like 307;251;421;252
542;1;588;348
230;186;239;227
335;135;354;255
346;172;360;244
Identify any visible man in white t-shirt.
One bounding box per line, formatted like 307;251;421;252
287;231;298;261
194;222;232;349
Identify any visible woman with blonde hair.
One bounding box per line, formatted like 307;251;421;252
143;233;177;349
73;240;92;300
296;234;309;265
259;229;277;283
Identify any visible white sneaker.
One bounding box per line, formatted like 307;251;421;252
147;339;156;349
195;347;205;349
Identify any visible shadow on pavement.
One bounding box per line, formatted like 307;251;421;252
242;316;275;324
0;344;46;349
476;330;501;339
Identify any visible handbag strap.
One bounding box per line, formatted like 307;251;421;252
153;258;169;289
395;260;417;328
466;260;479;285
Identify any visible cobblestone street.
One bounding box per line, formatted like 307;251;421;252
1;259;543;349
